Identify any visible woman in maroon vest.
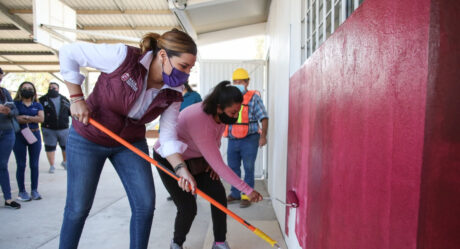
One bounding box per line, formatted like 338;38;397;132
58;29;197;249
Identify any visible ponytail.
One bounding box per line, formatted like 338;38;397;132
140;32;161;54
203;81;243;115
140;28;197;57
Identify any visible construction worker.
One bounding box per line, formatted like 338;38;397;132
225;68;268;208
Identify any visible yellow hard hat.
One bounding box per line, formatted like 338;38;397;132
232;68;249;81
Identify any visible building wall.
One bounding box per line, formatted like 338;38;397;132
416;0;460;248
266;0;293;238
287;0;433;248
266;0;303;248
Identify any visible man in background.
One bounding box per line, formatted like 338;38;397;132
225;68;268;208
39;82;71;173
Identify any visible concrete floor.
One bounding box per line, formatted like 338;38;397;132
0;140;286;249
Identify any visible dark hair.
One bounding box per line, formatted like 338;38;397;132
140;28;197;58
0;67;3;75
184;82;194;93
203;81;243;115
49;82;59;89
14;81;38;102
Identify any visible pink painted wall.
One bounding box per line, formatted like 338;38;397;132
286;0;460;249
416;0;460;248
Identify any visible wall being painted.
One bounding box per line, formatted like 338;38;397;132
288;0;430;247
287;0;460;248
416;0;460;248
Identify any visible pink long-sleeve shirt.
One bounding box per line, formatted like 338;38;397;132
154;102;253;195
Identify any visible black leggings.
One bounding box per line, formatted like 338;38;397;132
153;152;227;246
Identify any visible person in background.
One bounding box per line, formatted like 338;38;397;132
180;82;202;111
58;29;198;249
0;68;21;209
154;81;263;249
13;81;44;201
39;82;71;173
225;68;269;208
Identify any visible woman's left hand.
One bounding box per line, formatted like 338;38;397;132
176;167;197;194
205;166;220;181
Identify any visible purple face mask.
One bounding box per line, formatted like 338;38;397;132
162;57;190;87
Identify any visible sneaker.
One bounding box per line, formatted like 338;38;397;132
5;200;21;209
226;195;240;203
61;161;67;170
240;194;251;208
31;190;42;200
212;241;231;249
170;240;183;249
17;191;31;202
49;165;55;173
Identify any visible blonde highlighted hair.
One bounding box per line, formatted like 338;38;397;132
140;28;197;57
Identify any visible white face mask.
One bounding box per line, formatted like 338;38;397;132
234;84;246;93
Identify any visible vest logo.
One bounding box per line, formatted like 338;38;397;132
121;72;130;81
121;72;138;92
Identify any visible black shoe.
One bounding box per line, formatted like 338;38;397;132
167;196;173;201
5;201;21;209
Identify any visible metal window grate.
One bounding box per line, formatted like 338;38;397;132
301;0;364;62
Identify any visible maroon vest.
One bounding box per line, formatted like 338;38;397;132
73;46;183;146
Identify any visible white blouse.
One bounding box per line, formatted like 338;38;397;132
59;42;187;157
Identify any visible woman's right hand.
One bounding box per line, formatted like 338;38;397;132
71;100;91;125
0;104;10;114
175;167;197;194
248;190;263;203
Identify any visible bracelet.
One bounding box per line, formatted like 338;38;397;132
174;162;186;173
70;93;84;98
70;96;85;104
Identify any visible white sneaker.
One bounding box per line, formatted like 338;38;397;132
49;166;55;173
212;241;231;249
61;161;67;170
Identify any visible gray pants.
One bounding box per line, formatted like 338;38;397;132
41;128;69;152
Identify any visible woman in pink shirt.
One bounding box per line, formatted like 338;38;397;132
153;81;263;249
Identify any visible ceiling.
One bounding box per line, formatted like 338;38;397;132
0;0;269;74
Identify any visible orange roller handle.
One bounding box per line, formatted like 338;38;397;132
88;118;280;248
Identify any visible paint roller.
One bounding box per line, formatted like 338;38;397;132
88;118;282;249
265;190;299;208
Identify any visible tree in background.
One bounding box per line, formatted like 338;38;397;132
1;73;67;97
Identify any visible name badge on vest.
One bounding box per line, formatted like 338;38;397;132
121;72;138;92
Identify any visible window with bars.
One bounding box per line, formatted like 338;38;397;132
301;0;364;62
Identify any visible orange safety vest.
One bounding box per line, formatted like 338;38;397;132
223;90;259;139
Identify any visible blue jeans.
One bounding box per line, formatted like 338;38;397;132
13;130;41;192
59;127;155;249
0;129;15;200
227;133;260;198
